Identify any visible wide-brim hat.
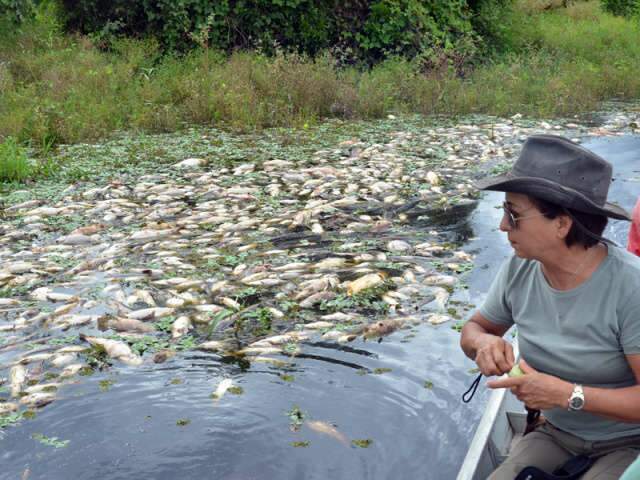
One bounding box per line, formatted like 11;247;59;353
475;134;631;221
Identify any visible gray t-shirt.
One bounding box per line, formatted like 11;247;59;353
480;245;640;441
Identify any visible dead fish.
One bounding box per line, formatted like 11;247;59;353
152;349;176;364
303;321;334;330
347;273;385;296
51;353;78;368
306;420;349;446
433;287;450;312
427;314;453;325
423;274;458;287
24;382;61;394
128;307;174;321
9;364;26;397
197;341;228;352
321;312;359;322
212;378;234;400
314;257;348;271
387;240;412;253
299;291;336;309
60;364;83;378
251;356;289;368
80;334;143;366
426;171;441;186
238;346;283;356
55;346;88;354
171;316;191;339
0;402;18;414
20;392;56;408
99;316;156;334
19;353;54;364
363;319;404;339
220;297;241;310
70;224;106;236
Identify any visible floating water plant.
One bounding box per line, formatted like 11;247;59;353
32;433;69;448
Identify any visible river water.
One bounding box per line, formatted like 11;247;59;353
0;135;637;480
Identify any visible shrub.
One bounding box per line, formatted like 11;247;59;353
601;0;640;16
58;0;479;65
0;137;31;182
0;0;35;24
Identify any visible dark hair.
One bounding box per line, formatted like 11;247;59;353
529;196;608;248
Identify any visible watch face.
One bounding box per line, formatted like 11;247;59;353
570;397;584;409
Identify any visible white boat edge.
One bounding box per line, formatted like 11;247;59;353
457;341;525;480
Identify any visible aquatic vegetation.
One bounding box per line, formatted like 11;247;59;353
286;405;306;431
373;368;392;375
351;439;373;448
290;441;310;448
0;412;23;429
31;433;69;448
423;380;434;389
176;419;191;426
99;379;115;392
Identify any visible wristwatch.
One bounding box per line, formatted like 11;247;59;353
568;384;585;411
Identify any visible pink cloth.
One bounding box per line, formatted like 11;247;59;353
628;198;640;256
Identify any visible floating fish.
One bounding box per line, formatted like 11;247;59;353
212;378;234;401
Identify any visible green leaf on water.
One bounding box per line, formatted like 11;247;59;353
99;379;115;392
32;433;69;448
373;368;392;375
279;374;294;382
0;412;23;428
290;441;310;448
423;380;434;389
351;439;373;448
227;386;244;395
286;405;305;430
176;418;191;426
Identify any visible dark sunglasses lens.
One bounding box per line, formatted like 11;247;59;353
502;204;516;228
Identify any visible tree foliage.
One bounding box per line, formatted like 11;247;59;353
58;0;505;64
0;0;35;23
601;0;639;16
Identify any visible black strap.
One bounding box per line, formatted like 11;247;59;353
524;407;541;436
462;373;482;403
515;455;595;480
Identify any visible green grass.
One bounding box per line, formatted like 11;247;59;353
0;1;638;160
0;137;31;181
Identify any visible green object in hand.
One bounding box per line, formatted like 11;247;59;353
508;364;525;378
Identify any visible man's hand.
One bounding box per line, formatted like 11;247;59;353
487;359;573;410
474;334;515;377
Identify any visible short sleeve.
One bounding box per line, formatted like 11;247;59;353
479;258;515;328
620;299;640;355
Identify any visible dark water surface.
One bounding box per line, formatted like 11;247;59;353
1;135;637;480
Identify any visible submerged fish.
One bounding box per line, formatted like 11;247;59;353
306;420;349;446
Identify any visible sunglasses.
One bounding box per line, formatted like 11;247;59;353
502;202;548;229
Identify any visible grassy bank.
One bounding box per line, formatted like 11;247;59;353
0;1;639;151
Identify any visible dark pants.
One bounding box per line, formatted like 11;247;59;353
489;422;640;480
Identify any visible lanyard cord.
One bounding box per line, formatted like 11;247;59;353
462;372;482;403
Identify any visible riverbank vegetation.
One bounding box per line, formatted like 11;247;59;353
0;0;639;153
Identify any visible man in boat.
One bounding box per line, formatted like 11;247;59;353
460;135;640;479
